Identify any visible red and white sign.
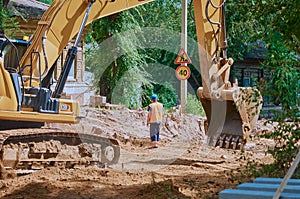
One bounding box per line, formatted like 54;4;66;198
175;65;191;80
174;48;191;64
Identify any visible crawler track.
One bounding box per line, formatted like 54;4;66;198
0;129;120;171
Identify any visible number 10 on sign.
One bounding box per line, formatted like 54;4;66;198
175;65;191;80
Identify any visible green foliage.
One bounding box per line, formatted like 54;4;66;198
142;82;178;109
262;121;300;177
87;9;152;107
226;0;300;57
258;42;299;176
249;0;300;54
186;93;205;116
0;1;18;36
261;39;299;114
86;0;193;108
224;0;300;179
37;0;52;4
110;55;152;108
226;1;262;59
136;0;182;32
138;0;200;90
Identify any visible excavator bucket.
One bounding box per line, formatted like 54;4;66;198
197;87;262;149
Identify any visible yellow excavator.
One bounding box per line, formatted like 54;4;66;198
0;0;262;171
0;0;155;171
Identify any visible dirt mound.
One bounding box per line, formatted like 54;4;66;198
0;107;273;198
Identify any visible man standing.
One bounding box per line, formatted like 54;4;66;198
147;94;164;148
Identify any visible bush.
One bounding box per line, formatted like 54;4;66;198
142;82;178;109
186;93;205;116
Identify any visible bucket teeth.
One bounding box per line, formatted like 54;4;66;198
225;135;233;148
232;136;240;150
219;134;226;148
214;134;243;150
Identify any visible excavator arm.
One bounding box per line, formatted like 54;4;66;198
193;0;230;98
193;0;262;148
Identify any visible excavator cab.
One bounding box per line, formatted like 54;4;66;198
0;34;80;130
0;36;28;71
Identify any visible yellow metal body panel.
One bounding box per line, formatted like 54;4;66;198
58;99;80;116
0;110;79;124
0;59;18;111
193;0;226;98
20;0;154;78
193;0;224;58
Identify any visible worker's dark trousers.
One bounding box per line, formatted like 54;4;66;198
150;122;161;143
151;133;160;142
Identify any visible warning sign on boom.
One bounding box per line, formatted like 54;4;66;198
174;48;191;64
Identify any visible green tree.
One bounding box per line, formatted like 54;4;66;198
142;82;178;109
225;0;300;177
0;0;18;36
249;0;300;54
87;11;152;108
226;0;300;57
87;0;195;108
37;0;52;4
258;39;300;177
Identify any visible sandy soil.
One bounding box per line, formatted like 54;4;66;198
0;107;274;199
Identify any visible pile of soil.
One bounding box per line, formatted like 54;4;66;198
0;107;274;198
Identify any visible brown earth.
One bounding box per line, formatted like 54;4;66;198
0;106;274;199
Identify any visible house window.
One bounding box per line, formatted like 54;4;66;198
243;77;251;86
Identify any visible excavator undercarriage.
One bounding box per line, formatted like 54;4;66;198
1;129;120;173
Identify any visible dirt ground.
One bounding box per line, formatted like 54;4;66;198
0;106;274;199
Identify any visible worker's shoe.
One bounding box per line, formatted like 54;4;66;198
151;141;159;148
149;145;159;149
